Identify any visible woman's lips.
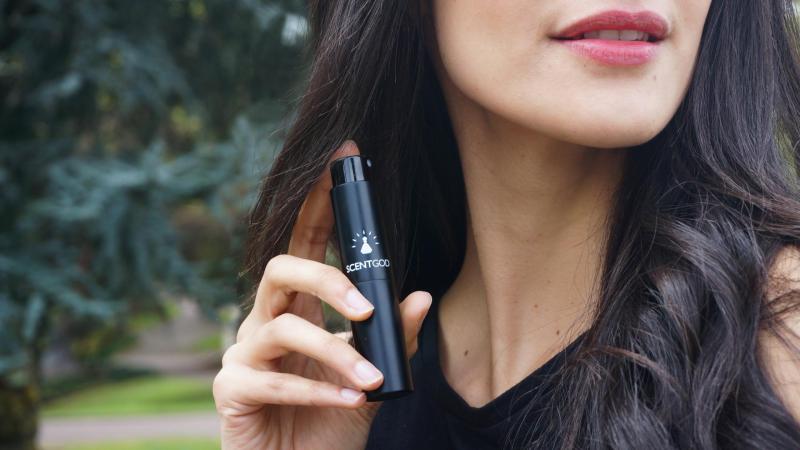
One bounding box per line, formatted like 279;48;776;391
560;39;659;66
551;10;669;66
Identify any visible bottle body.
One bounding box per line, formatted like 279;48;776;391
330;178;413;401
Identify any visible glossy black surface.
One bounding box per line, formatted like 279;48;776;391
330;155;413;401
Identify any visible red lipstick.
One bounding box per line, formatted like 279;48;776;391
552;10;669;66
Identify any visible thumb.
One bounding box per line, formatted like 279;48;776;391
399;291;434;357
354;291;432;419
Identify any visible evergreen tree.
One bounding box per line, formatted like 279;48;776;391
0;0;307;447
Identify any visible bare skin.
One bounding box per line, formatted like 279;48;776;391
212;140;433;450
213;0;800;447
426;0;711;408
435;120;624;407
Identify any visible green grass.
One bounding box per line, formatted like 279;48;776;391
42;375;215;417
60;438;219;450
43;367;154;402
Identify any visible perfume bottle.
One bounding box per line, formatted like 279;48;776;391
329;155;413;401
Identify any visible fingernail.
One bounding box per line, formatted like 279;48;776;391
340;387;363;400
345;288;374;314
355;360;383;384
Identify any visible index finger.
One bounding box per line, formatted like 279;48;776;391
237;140;363;340
287;139;361;262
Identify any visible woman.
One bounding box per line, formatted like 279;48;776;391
213;0;800;448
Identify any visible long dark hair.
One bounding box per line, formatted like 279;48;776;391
244;1;800;448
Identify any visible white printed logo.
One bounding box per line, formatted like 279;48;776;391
352;229;379;255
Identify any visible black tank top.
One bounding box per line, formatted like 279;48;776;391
365;297;584;450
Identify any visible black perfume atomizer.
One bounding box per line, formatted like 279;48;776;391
329;155;413;401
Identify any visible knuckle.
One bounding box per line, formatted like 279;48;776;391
212;368;233;401
255;321;277;344
262;313;299;341
272;312;300;329
320;268;350;298
264;254;290;280
305;382;325;407
220;343;240;366
234;315;254;344
235;326;247;344
319;264;345;286
216;404;243;421
264;372;288;394
321;333;342;354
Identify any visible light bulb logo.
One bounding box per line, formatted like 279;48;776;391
352;229;379;255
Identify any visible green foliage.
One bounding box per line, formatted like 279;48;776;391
42;375;214;417
0;0;308;384
65;318;136;371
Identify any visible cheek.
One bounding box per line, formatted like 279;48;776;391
433;1;545;114
433;0;713;149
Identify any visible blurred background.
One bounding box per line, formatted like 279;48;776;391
0;1;330;448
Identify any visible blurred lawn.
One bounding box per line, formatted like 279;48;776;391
61;438;219;450
43;376;214;417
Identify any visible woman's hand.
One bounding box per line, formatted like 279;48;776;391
212;140;433;450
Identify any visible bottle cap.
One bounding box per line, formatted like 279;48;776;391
331;155;372;187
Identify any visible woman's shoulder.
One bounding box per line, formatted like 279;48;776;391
761;243;800;423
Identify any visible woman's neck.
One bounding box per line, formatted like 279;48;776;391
436;75;627;405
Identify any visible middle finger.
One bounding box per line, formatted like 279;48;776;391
256;253;375;322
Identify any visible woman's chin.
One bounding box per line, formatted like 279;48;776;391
515;115;670;150
568;126;664;149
